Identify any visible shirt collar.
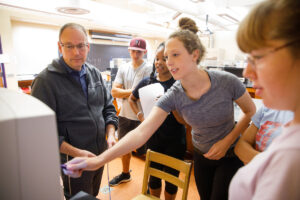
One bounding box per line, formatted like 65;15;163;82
59;56;86;77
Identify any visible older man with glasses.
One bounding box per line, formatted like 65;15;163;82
31;23;118;199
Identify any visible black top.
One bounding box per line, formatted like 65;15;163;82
132;76;186;145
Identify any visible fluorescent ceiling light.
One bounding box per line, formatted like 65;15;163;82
190;0;205;2
218;13;239;24
91;35;131;42
90;32;132;42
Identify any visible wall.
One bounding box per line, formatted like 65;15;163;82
12;21;59;75
213;30;245;64
0;8;18;90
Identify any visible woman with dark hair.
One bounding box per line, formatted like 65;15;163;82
229;0;300;199
64;17;256;200
128;42;186;200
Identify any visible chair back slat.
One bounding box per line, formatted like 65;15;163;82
149;168;185;188
149;152;191;174
136;150;192;200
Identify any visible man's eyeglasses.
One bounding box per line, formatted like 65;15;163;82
246;40;299;69
60;42;88;51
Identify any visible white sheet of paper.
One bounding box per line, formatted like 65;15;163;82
139;83;164;118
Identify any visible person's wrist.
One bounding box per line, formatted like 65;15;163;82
137;111;143;118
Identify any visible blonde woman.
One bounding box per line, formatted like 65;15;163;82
229;0;300;199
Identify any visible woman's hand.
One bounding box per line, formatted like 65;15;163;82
63;156;102;178
204;139;231;160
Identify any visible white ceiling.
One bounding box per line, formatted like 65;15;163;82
0;0;263;39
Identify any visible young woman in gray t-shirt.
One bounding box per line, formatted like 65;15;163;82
64;17;256;200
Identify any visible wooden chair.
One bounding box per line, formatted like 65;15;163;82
132;149;192;200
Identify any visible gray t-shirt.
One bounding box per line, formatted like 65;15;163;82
156;70;246;153
114;61;152;120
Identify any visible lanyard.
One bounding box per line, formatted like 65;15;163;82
107;163;112;200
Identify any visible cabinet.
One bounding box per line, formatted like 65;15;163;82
18;79;33;94
0;64;6;88
0;71;4;88
247;87;261;99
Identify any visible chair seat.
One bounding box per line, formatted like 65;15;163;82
131;194;161;200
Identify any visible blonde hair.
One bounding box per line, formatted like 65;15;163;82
237;0;300;57
168;17;206;64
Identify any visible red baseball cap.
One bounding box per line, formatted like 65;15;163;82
128;38;147;51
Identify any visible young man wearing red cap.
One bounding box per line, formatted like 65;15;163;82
110;38;152;186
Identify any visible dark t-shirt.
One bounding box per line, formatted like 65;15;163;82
132;76;186;145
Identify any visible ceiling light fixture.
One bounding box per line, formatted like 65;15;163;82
90;31;132;42
189;0;205;3
218;14;239;24
56;7;90;15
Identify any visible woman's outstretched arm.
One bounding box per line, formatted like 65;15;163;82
64;106;168;177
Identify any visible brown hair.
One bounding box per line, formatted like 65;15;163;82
237;0;300;57
168;17;205;64
59;23;88;41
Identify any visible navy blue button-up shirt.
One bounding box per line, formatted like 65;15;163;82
59;57;88;98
